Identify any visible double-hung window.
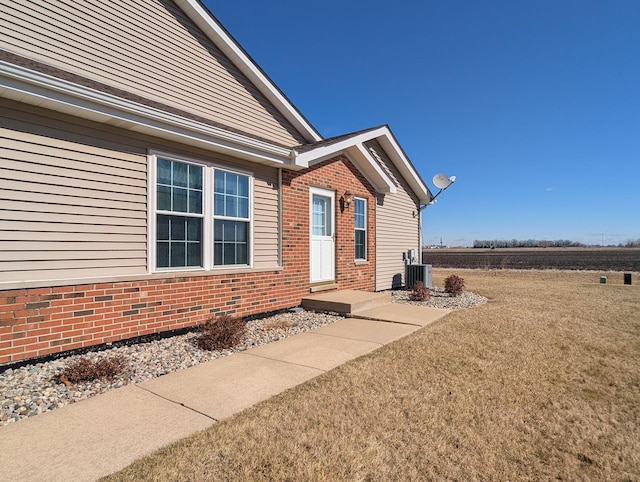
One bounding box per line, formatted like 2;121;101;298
354;197;366;260
154;156;251;270
214;171;249;266
156;158;203;268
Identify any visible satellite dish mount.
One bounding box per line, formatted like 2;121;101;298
417;173;457;263
429;173;456;205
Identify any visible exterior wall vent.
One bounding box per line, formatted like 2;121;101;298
405;264;432;288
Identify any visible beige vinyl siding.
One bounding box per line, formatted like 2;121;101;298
0;103;149;283
366;140;420;291
252;168;280;269
0;100;280;287
0;0;306;146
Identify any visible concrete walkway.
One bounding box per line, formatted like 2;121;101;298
0;304;449;482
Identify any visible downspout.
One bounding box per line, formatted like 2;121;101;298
418;203;427;264
417;201;431;264
278;168;283;267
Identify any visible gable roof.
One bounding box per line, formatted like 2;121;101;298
0;50;292;166
0;0;431;205
293;126;432;205
0;0;319;167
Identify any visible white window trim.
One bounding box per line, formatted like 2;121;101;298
354;196;367;261
148;151;254;273
212;169;253;267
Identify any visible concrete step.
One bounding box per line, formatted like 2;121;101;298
301;289;391;315
353;304;450;327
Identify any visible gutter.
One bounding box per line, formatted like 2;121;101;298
0;60;295;168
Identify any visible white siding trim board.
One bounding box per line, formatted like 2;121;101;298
293;126;428;204
0;265;284;291
1;21;291;141
0;61;296;168
3;0;305;145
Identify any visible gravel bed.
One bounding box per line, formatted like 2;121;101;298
391;286;488;310
1;289;486;426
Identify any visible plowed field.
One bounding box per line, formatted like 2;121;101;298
422;247;640;271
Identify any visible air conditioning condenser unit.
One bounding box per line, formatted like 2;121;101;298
405;264;432;289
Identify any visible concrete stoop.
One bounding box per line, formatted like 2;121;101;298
301;289;391;316
301;289;451;328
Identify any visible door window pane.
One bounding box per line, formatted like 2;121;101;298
312;196;329;236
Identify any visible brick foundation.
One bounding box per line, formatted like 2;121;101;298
1;156;377;366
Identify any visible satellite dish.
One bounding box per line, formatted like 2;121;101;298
433;173;454;189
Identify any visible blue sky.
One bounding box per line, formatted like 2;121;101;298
208;1;640;247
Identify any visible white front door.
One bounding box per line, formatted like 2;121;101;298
310;188;335;283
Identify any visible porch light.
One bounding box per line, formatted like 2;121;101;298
343;191;354;207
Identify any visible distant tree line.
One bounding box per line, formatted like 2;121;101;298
473;239;640;248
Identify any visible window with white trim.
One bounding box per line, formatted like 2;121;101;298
214;171;249;266
156;158;203;268
154;156;251;270
354;197;366;260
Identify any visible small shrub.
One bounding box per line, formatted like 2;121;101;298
444;274;465;297
196;314;246;351
55;355;128;385
410;281;430;301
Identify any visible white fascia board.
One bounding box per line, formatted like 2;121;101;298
295;125;429;201
348;144;396;193
294;132;395;194
0;61;294;167
295;127;390;168
374;132;430;204
176;0;322;143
